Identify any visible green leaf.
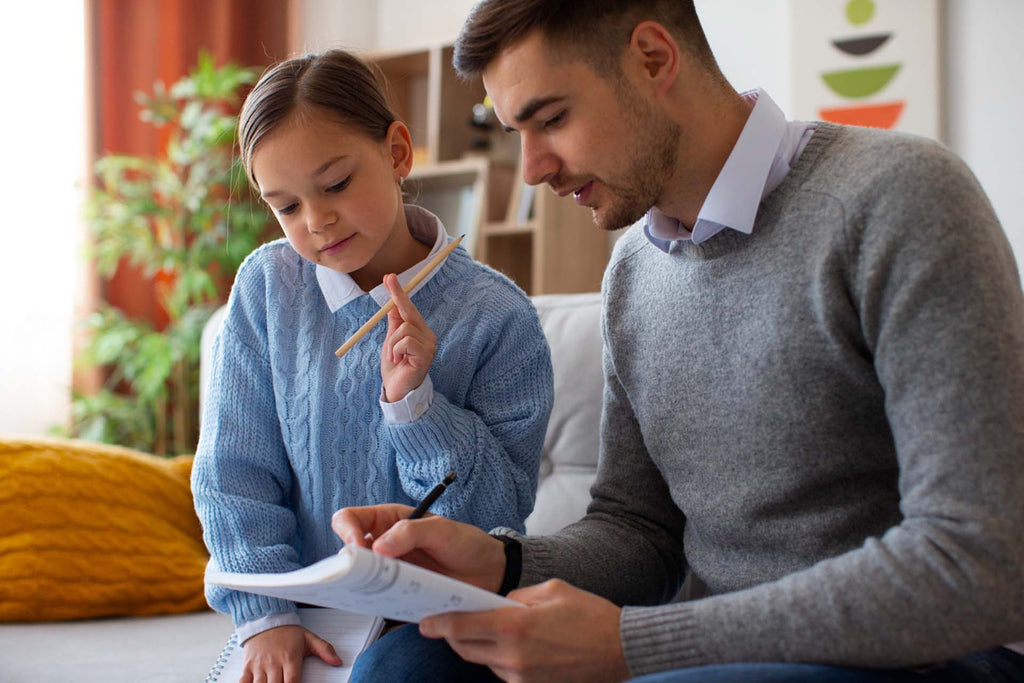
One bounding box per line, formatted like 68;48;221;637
76;53;272;454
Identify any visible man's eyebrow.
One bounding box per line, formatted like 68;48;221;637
502;96;567;133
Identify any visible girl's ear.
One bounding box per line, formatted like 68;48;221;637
385;121;414;181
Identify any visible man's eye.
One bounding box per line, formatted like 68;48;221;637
542;112;566;129
327;177;351;193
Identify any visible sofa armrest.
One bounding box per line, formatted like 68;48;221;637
526;293;603;535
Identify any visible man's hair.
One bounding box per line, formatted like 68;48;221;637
453;0;718;80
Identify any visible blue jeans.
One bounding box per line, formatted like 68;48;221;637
351;624;498;682
351;625;1024;683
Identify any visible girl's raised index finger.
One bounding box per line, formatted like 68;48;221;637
383;274;427;325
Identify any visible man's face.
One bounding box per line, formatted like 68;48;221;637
483;32;681;231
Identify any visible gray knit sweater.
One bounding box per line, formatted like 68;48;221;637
513;123;1024;674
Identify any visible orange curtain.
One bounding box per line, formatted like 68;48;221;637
87;0;293;329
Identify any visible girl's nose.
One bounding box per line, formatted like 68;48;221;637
308;206;338;233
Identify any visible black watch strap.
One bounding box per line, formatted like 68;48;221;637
494;534;522;596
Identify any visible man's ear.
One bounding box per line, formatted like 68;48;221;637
385;120;414;180
626;21;681;94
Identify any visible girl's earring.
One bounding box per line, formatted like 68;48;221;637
399;176;405;188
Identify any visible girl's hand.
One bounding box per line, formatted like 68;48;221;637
380;273;437;402
242;624;342;682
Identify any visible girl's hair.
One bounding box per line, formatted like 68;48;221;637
238;50;397;186
454;0;718;81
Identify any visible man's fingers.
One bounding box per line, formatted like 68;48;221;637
371;513;456;557
420;608;513;642
331;504;412;546
421;611;527;675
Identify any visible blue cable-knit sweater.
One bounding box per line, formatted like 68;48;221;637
192;237;553;624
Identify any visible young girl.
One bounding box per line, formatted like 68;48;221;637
191;50;553;679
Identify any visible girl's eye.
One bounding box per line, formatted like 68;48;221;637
326;177;351;193
277;202;298;216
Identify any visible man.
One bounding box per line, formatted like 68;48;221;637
337;1;1024;681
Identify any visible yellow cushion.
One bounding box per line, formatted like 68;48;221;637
0;437;209;621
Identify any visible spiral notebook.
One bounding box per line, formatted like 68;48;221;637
206;607;384;682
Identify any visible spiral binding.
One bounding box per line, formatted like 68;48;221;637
205;632;239;682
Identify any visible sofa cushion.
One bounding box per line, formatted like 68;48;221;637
526;293;603;535
0;438;209;621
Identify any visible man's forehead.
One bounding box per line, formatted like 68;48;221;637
482;35;579;127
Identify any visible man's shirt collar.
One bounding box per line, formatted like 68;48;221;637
644;89;801;250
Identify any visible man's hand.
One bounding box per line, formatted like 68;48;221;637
331;504;507;593
419;579;629;683
380;273;437;403
241;624;341;683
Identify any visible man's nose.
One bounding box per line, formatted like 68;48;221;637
520;133;559;187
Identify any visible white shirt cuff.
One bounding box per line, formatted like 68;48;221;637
235;611;302;645
380;375;434;423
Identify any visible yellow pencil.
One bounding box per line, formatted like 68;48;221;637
334;235;464;358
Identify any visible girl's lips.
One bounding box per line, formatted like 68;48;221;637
321;234;354;255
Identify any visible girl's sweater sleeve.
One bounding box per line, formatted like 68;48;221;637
191;320;300;624
386;285;553;533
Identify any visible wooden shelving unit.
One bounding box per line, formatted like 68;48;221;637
372;43;608;295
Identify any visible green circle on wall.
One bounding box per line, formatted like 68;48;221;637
846;0;875;26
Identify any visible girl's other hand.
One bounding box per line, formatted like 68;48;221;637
380;273;437;402
241;624;342;682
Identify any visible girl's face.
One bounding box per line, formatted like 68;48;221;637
251;108;415;289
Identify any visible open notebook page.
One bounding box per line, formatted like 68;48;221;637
206;544;519;623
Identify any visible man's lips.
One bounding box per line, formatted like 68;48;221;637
571;181;594;206
556;180;594;203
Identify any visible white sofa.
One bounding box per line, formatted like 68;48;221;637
0;292;604;682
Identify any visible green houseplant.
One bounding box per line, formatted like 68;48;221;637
70;53;270;455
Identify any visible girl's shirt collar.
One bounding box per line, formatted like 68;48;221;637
314;205;450;312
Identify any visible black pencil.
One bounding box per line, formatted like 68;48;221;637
408;471;456;519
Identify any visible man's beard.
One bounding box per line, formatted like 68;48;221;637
592;87;681;231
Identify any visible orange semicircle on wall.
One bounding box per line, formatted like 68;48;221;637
818;101;905;129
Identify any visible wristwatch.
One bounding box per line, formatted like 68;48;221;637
493;534;522;596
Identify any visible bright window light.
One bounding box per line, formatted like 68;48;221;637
0;3;86;434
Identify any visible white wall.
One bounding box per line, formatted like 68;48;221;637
298;0;375;53
943;0;1024;267
701;0;1024;267
301;0;1024;271
0;3;85;435
375;0;478;53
